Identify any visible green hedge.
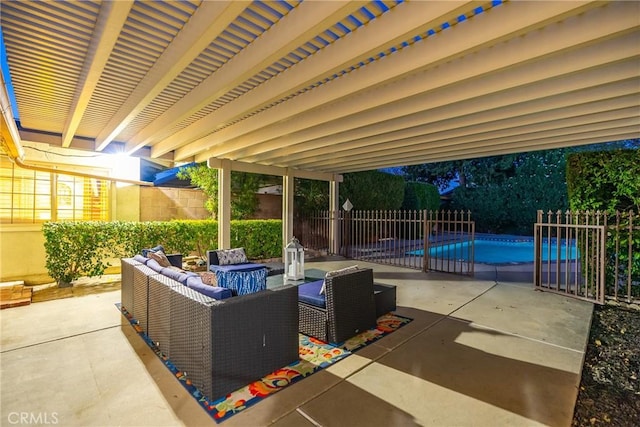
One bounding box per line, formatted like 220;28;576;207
567;149;639;212
402;182;441;210
230;220;281;259
341;170;405;210
566;149;639;298
42;219;282;285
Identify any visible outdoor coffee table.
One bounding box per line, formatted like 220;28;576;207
266;268;326;288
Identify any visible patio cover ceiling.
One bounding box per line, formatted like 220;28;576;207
1;0;639;175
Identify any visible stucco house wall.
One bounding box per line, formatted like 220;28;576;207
1;144;281;284
0;142;141;284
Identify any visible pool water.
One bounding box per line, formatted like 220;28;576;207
407;239;578;264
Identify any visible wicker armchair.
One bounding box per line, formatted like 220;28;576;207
298;267;377;344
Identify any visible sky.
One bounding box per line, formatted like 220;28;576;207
0;30;19;119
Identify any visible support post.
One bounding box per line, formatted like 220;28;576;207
282;171;295;258
217;159;231;249
329;177;340;255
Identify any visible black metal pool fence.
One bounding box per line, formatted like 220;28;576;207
295;209;639;304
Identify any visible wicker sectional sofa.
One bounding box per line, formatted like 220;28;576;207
120;256;299;400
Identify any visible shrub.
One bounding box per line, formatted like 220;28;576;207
42;219;283;284
341;170;405;210
567;149;640;297
402;182;440;210
231;220;282;259
43;222;116;286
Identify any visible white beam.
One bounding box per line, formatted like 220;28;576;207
294;106;640;169
264;59;640;171
62;1;132;148
248;30;640;164
160;0;467;158
310;116;640;170
268;98;640;167
95;1;247;152
205;157;340;182
404;130;639;168
146;1;369;157
332;124;640;173
175;0;603;161
0;67;24;159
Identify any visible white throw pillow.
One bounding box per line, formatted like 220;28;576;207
216;247;248;265
319;265;359;295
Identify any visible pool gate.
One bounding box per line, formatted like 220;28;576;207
424;210;475;276
534;210;639;305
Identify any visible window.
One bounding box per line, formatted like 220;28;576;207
0;157;111;224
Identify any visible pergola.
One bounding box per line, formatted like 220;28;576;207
1;0;639;250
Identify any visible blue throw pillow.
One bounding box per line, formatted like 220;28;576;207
209;250;220;266
141;245;165;257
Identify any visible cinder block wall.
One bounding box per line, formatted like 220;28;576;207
140;188;282;221
140;187;210;221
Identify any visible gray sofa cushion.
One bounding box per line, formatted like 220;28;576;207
133;254;149;264
146;258;164;273
161;267;191;285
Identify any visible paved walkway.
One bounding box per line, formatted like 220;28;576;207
0;259;593;426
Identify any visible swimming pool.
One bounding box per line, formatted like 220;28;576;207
407;239;578;264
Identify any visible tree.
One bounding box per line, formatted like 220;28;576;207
567;148;640;212
295;178;330;215
403;140;640;192
176;163;263;220
402;156;520;190
451;149;570;234
403;160;466;191
230;171;263;219
402;140;639;234
177;163;218;216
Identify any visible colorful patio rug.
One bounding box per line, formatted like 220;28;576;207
117;304;411;423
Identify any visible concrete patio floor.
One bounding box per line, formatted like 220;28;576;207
0;258;593;426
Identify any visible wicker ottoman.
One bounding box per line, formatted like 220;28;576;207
373;283;397;318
